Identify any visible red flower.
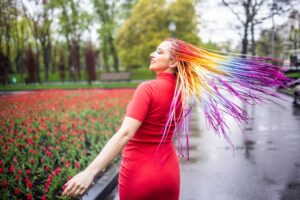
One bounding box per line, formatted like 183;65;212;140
44;174;53;192
27;181;33;189
25;176;30;183
27;193;32;200
26;169;31;175
66;160;70;168
10;165;15;173
0;168;4;173
0;160;2;165
28;138;33;145
75;161;80;169
17;169;22;175
2;180;7;188
53;167;61;175
14;188;20;195
30;158;34;165
44;165;50;172
16;175;19;181
13;157;17;163
42;195;47;200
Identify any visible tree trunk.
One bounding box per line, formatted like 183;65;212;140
43;40;51;82
242;22;249;55
250;20;256;56
102;38;110;72
65;34;75;82
108;35;119;72
76;39;81;80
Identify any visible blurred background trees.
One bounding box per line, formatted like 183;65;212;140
0;0;299;85
116;0;200;69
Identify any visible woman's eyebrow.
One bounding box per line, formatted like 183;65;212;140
157;48;164;52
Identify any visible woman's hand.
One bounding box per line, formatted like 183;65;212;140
61;169;96;197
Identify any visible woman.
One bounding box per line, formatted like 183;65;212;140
62;38;288;199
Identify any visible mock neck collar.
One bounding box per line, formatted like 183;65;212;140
156;72;176;80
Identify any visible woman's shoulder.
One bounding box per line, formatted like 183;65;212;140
138;80;159;90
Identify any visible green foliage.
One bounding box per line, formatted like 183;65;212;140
285;72;300;79
10;67;155;83
115;0;201;69
167;0;201;44
0;82;139;91
256;29;282;57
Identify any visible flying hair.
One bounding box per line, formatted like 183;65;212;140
156;38;290;160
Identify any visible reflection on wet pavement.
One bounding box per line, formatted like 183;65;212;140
180;94;300;200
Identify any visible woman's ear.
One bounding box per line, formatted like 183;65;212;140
169;59;177;69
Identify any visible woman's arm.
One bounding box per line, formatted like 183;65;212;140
62;116;141;197
85;116;141;176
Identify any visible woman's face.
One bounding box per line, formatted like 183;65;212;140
149;41;176;73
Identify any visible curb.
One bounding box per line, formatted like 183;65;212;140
81;161;120;200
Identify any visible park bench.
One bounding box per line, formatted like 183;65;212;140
100;72;131;82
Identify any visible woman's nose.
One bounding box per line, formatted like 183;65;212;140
150;52;155;58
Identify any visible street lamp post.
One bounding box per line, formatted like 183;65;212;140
168;22;176;38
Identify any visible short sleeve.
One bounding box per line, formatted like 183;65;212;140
125;82;152;122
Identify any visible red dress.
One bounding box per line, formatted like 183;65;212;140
119;72;182;200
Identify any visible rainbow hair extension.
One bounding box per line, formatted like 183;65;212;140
158;38;290;160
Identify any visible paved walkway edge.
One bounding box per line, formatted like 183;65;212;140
81;161;120;200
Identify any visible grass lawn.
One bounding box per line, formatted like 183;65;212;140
285;72;300;79
0;82;140;91
2;68;153;91
10;68;156;83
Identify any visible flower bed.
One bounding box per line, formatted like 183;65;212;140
0;89;134;199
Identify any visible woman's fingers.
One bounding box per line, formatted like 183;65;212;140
61;171;93;197
62;181;76;196
62;181;87;197
73;186;86;196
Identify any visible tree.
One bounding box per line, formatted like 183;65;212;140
222;0;265;55
256;29;282;57
58;47;66;83
168;0;200;44
116;0;201;69
11;16;31;83
25;44;38;84
53;0;92;81
93;0;122;72
38;0;54;82
85;42;97;85
0;0;18;84
222;0;293;56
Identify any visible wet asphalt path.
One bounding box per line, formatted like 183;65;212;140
179;93;300;200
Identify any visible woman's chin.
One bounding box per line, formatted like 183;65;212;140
149;65;156;72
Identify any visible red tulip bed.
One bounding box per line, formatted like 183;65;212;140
0;89;134;199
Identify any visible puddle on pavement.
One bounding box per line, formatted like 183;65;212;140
266;147;278;151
